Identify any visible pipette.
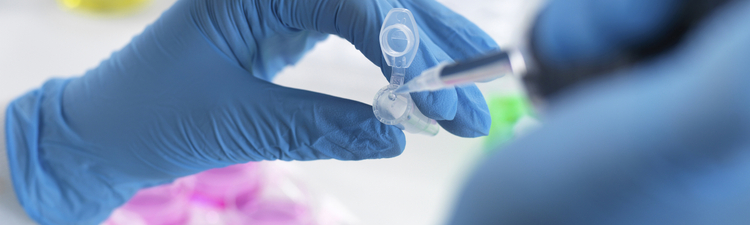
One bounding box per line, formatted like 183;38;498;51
393;49;527;94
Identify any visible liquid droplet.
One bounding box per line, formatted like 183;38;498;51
388;92;397;101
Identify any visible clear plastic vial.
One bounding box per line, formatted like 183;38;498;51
373;85;439;135
372;8;439;136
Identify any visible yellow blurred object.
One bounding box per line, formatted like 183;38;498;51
58;0;150;14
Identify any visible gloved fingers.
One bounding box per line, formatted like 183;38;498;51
405;39;459;121
402;0;500;60
270;0;387;65
273;0;497;52
229;81;406;161
436;84;491;137
410;88;458;121
271;0;499;70
271;0;493;124
394;24;494;122
396;0;498;121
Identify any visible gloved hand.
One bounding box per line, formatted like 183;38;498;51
450;0;750;224
4;0;497;224
526;0;732;98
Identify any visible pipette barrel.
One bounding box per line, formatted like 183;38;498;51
395;50;519;94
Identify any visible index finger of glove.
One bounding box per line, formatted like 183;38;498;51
271;0;387;65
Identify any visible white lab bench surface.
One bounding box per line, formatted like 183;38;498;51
0;0;540;224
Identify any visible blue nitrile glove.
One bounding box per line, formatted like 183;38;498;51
526;0;733;98
4;0;497;224
532;0;679;69
450;0;750;224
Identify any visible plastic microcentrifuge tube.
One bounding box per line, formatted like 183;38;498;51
372;8;439;136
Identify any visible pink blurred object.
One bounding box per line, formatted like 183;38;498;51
225;164;314;225
229;198;312;225
103;162;358;225
192;162;262;208
119;177;196;225
101;208;147;225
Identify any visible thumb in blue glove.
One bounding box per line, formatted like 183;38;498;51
4;0;498;224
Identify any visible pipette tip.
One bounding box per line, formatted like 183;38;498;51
393;85;410;94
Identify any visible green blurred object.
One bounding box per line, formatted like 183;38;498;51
58;0;150;14
483;93;534;153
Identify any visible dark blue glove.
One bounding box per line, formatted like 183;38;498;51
526;0;732;98
450;0;750;224
3;0;497;224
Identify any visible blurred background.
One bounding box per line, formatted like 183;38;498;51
0;0;542;224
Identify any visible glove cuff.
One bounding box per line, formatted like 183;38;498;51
6;78;128;225
2;99;37;224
